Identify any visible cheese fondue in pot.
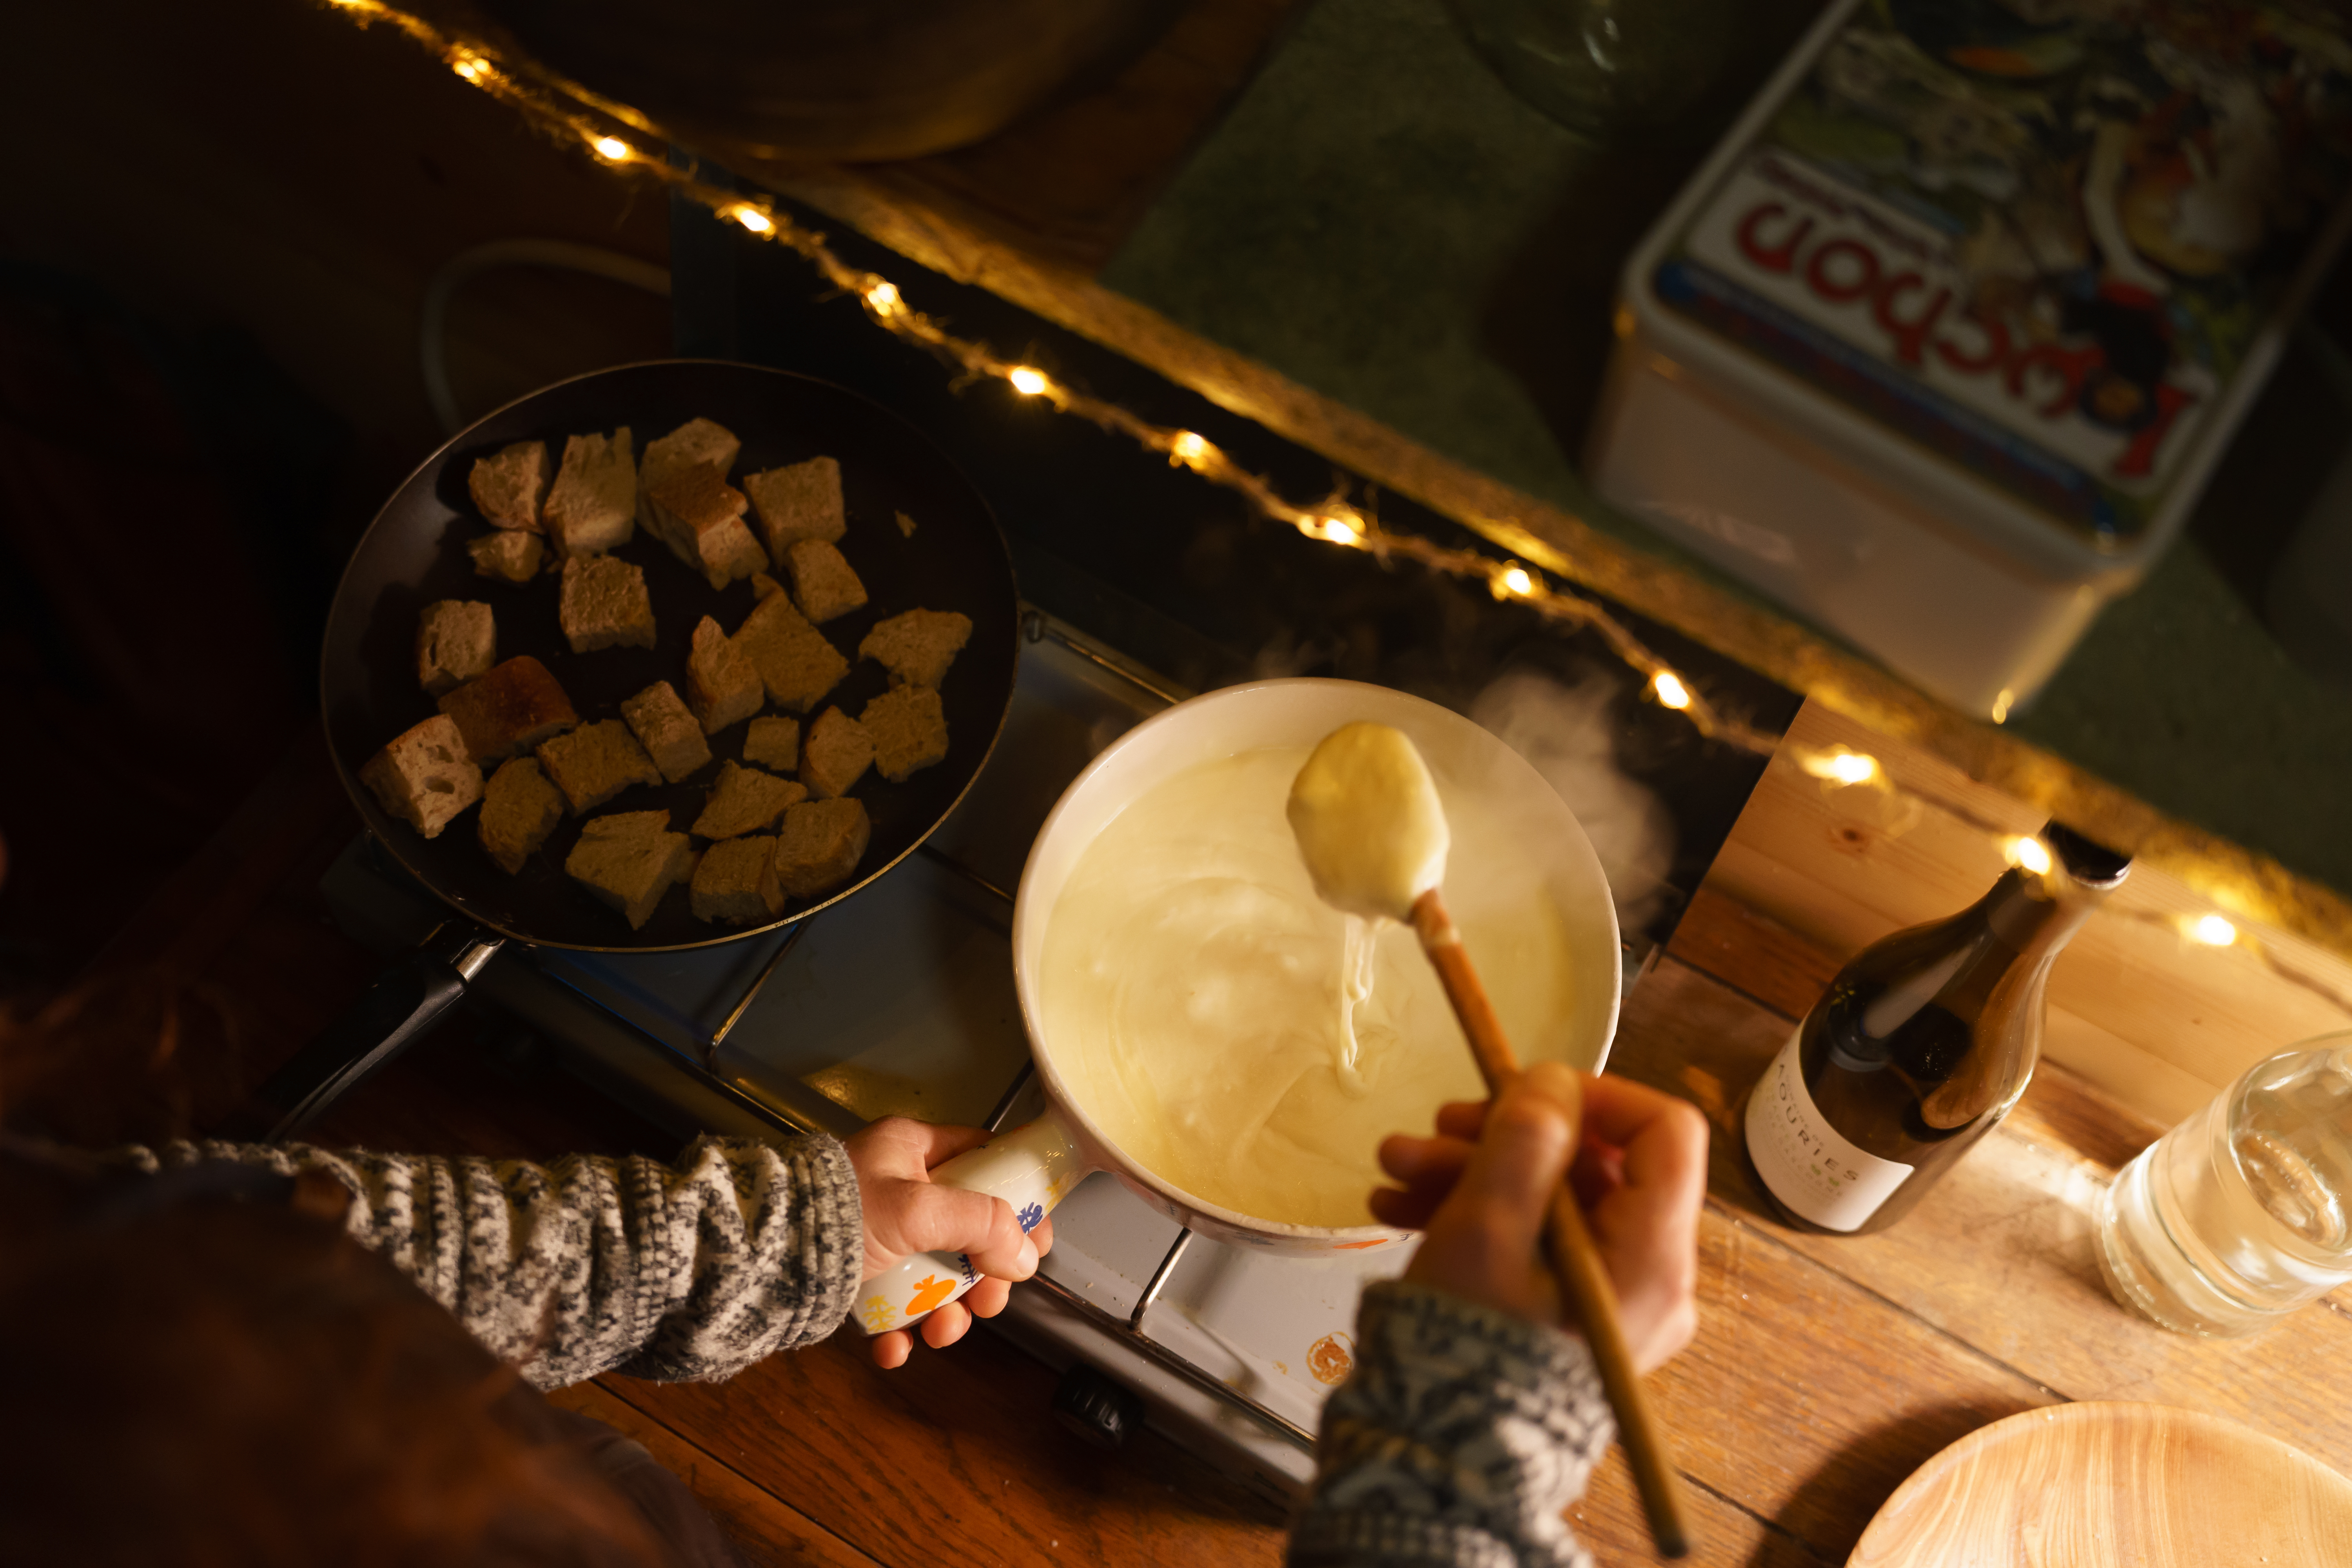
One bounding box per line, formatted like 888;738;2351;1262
1038;745;1581;1228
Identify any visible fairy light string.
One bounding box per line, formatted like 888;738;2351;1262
318;0;2324;976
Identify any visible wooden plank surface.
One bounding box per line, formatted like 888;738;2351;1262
551;1382;887;1568
1640;887;2352;1498
595;1328;1288;1568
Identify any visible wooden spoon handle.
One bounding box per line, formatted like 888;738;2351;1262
1412;889;1692;1561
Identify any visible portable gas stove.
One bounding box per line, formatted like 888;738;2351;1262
319;606;1656;1504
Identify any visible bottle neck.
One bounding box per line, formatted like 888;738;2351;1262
1978;865;2105;965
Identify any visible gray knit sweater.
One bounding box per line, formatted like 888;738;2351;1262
120;1136;1612;1564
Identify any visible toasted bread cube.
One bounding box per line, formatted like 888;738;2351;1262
860;686;949;783
469;441;549;532
468;531;544;584
620;681;713;784
691;834;783;924
359;714;482;840
437;656;577;763
730;592;848;714
536;719;662;815
800;707;873;799
543;428;635;556
638;417;740;537
751;572;786;601
742;715;799;773
691;760;807;840
774;797;869;900
895;509;916;537
685;615;763;736
559;555;656;653
784;539;867;625
477;757;565;875
742;456;846;556
417;601;495;696
858;608;972;691
566;809;692;930
648;465;768;590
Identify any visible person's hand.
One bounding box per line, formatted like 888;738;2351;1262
843;1117;1054;1370
1371;1062;1707;1373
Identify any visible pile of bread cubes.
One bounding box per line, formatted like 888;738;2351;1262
360;416;972;932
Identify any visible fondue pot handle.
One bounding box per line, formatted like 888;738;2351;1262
853;1112;1088;1337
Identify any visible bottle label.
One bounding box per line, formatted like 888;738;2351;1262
1746;1027;1915;1232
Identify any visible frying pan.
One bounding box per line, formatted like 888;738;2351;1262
251;361;1018;1136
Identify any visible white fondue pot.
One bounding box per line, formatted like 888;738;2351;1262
853;678;1621;1337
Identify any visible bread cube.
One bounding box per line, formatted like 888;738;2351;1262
359;713;482;840
784;539;867;625
648;465;768;590
774;797;870;900
742;456;845;557
437;656;578;763
535;719;662;815
895;510;917;538
690;760;807;840
477;757;565;875
621;680;713;784
684;615;763;736
730;591;847;714
690;834;784;924
417;601;495;696
566;809;693;930
638;417;740;536
468;441;548;532
543;428;635;557
860;686;949;783
800;707;873;799
468;531;544;584
742;715;799;773
858;608;972;690
559;555;656;653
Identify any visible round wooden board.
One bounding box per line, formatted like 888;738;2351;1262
1851;1403;2352;1567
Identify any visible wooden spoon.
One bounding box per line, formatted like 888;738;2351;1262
1290;723;1692;1561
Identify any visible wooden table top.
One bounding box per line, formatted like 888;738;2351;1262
89;730;2352;1566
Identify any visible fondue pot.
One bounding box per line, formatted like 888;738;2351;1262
854;677;1622;1337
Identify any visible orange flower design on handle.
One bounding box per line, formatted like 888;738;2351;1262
904;1274;957;1317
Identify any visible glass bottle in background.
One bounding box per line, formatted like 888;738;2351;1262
1742;825;2131;1236
2096;1035;2352;1337
1443;0;1742;143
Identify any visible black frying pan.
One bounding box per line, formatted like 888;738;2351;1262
251;360;1018;1136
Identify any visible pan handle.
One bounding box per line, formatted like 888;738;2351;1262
247;922;506;1142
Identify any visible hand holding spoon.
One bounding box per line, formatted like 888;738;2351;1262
1288;722;1693;1561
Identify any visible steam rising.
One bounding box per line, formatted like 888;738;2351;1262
1470;669;1676;932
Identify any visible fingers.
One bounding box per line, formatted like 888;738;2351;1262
965;1275;1013;1319
920;1299;973;1350
1441;1062;1580;1251
892;1186;1038;1282
870;1329;913;1370
1029;1213;1055;1259
844;1116;994;1181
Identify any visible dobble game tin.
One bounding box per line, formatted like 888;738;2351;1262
1589;0;2352;716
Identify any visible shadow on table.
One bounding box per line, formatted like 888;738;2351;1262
1761;1396;2045;1566
1470;0;1835;475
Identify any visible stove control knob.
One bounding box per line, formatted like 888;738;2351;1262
1051;1363;1143;1452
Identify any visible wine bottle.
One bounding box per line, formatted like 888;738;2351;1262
1742;824;2130;1235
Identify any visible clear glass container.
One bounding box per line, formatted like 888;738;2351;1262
2096;1034;2352;1336
1443;0;1740;143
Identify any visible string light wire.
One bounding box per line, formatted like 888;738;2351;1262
316;0;2296;965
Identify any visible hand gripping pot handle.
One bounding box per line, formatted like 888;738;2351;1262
853;1113;1089;1336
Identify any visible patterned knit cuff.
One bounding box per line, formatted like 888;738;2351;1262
793;1132;862;1340
1291;1280;1612;1568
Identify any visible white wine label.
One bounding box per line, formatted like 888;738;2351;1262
1746;1028;1914;1232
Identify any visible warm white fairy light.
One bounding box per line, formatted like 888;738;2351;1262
1500;564;1535;596
864;280;902;316
731;205;774;234
1169;431;1213;468
1305;512;1365;545
2008;836;2053;876
592;135;632;162
1008;366;1050;396
2189;914;2239;947
1651;671;1692;710
1800;748;1882;786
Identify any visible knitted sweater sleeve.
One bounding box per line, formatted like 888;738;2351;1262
118;1134;861;1389
1287;1281;1616;1568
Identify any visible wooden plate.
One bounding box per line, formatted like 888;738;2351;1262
1851;1403;2352;1566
